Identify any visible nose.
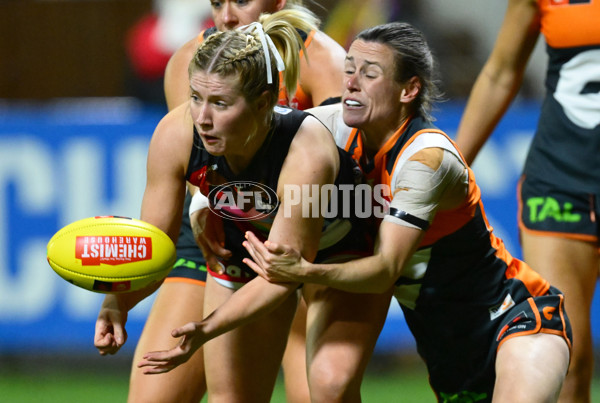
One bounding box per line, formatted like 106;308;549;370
346;73;359;92
194;104;212;127
221;3;239;29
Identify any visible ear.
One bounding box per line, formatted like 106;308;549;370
400;76;421;103
275;0;287;12
254;91;273;115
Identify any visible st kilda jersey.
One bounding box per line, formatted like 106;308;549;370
186;106;373;279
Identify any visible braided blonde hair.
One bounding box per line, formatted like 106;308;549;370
188;8;319;108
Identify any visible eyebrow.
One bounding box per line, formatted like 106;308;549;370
344;55;383;69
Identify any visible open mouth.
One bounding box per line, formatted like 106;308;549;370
344;99;362;107
201;134;218;142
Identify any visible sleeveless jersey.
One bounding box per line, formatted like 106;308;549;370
523;0;600;192
173;27;319;267
185;107;372;278
342;116;551;362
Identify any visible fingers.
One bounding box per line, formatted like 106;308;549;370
171;321;197;338
245;231;286;254
206;238;232;260
243;231;270;260
137;324;198;374
113;323;127;346
94;333;121;355
138;350;181;374
242;240;266;272
191;208;232;260
242;256;267;278
94;319;127;356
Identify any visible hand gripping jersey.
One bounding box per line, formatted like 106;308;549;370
524;0;600;193
186;107;372;288
340;116;571;398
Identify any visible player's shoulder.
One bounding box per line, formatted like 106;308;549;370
307;30;346;56
305;103;354;147
153;104;193;143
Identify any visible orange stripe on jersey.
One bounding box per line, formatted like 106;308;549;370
345;128;361;158
197;29;206;45
278;30;316;110
370;119;413;188
420;171;478;247
539;0;600;48
480;196;551;297
299;30;316;60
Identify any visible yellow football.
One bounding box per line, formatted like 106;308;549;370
47;216;176;293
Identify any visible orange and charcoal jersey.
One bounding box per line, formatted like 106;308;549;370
340;116;571;399
197;27;315;110
524;0;600;193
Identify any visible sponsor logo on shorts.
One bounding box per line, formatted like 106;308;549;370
173;258;207;272
489;293;515;320
525;197;581;223
76;236;152;265
543;306;556;321
497;311;530;341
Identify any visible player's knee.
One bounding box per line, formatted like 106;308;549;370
308;362;361;403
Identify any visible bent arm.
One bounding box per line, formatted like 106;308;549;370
245;147;469;293
107;106;190;311
95;107;191;355
455;0;540;165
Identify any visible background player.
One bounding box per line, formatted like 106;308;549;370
456;1;600;401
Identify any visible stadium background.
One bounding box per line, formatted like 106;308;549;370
1;0;599;401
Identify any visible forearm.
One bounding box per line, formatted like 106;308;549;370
103;281;162;313
456;0;539;166
297;255;397;294
456;64;523;165
200;278;299;339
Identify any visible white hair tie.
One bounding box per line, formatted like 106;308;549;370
240;22;285;84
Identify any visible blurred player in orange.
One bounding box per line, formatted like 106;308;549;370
96;1;347;402
456;1;600;401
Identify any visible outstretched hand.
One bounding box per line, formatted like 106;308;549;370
137;321;206;374
242;231;304;283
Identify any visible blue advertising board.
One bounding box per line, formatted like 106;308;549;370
0;98;597;356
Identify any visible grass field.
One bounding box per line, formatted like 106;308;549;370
1;353;599;402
